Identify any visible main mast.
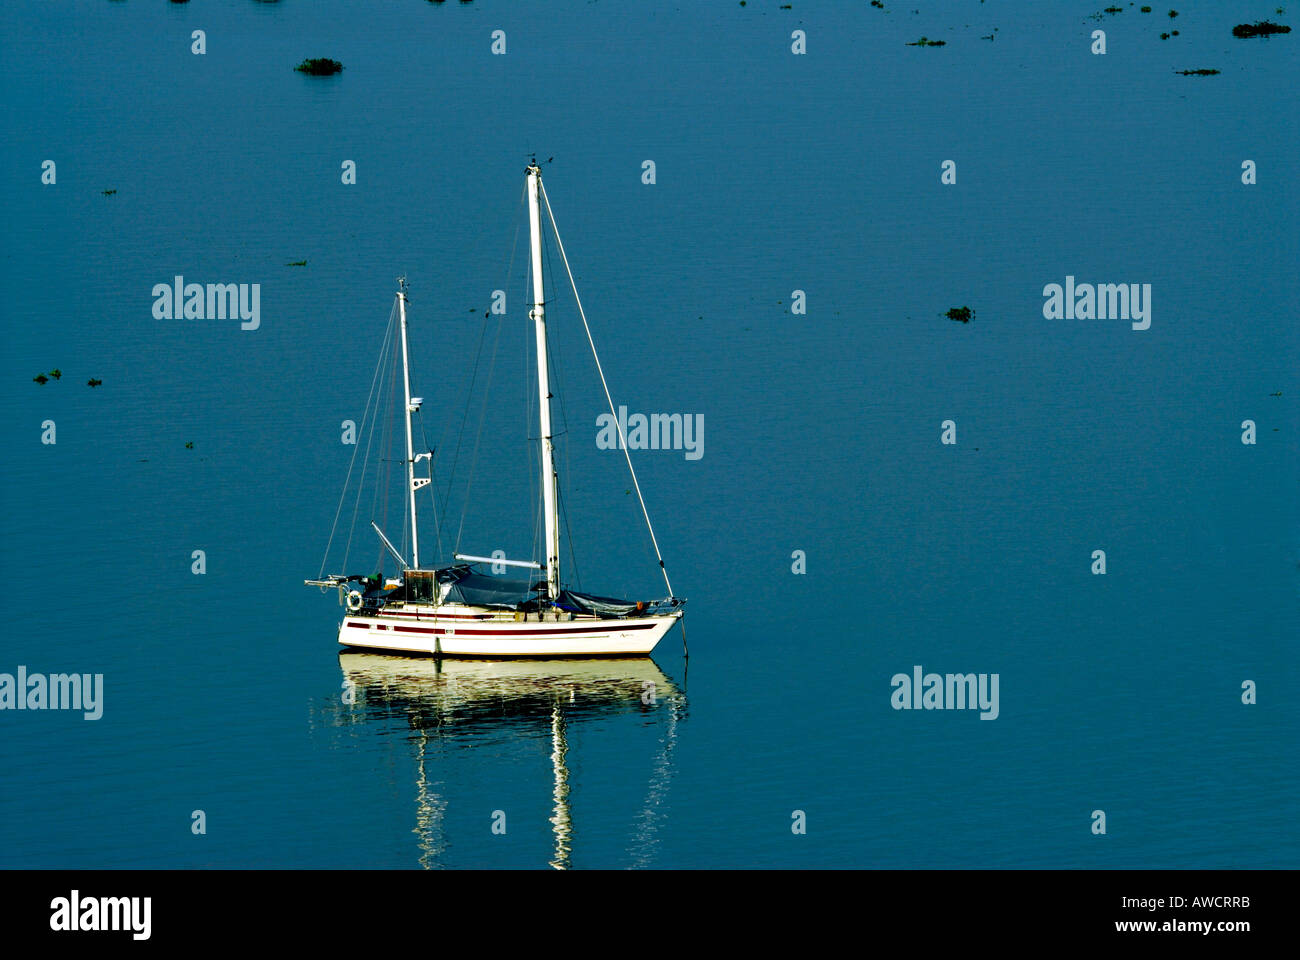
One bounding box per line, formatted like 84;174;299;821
527;164;561;600
397;279;420;570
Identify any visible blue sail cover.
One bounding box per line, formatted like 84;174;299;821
436;567;539;608
553;589;642;617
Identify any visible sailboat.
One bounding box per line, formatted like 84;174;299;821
305;163;685;657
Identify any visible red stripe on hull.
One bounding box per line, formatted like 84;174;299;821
344;620;657;637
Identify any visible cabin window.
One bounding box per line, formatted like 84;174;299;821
407;571;436;602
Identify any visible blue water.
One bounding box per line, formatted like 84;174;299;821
1;0;1296;868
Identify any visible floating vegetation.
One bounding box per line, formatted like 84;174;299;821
945;306;974;323
1232;21;1292;37
87;378;102;387
50;369;61;380
295;58;343;76
1168;9;1179;18
286;259;307;267
1269;390;1282;396
1160;32;1171;38
871;0;884;7
781;3;792;8
907;36;946;46
1105;5;1123;13
185;441;194;449
101;189;116;196
1175;68;1220;75
33;373;48;385
1141;5;1152;10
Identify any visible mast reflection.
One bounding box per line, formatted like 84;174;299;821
337;654;685;869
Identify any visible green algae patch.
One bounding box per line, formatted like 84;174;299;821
1232;21;1291;37
295;58;343;76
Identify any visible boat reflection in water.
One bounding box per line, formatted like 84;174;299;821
336;653;686;869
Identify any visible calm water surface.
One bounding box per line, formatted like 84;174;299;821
1;1;1296;868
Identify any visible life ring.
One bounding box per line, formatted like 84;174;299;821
346;589;364;612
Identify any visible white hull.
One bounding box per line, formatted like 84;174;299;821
337;605;681;657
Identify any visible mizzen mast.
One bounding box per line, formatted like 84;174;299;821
397;278;428;569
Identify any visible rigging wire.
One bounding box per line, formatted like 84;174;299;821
417;412;443;561
380;319;400;571
439;199;524;542
438;312;489;538
453;305;508;557
540;212;581;590
559;485;581;591
319;300;397;578
450;189;527;559
539;181;676;598
348;348;387;573
340;300;398;575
